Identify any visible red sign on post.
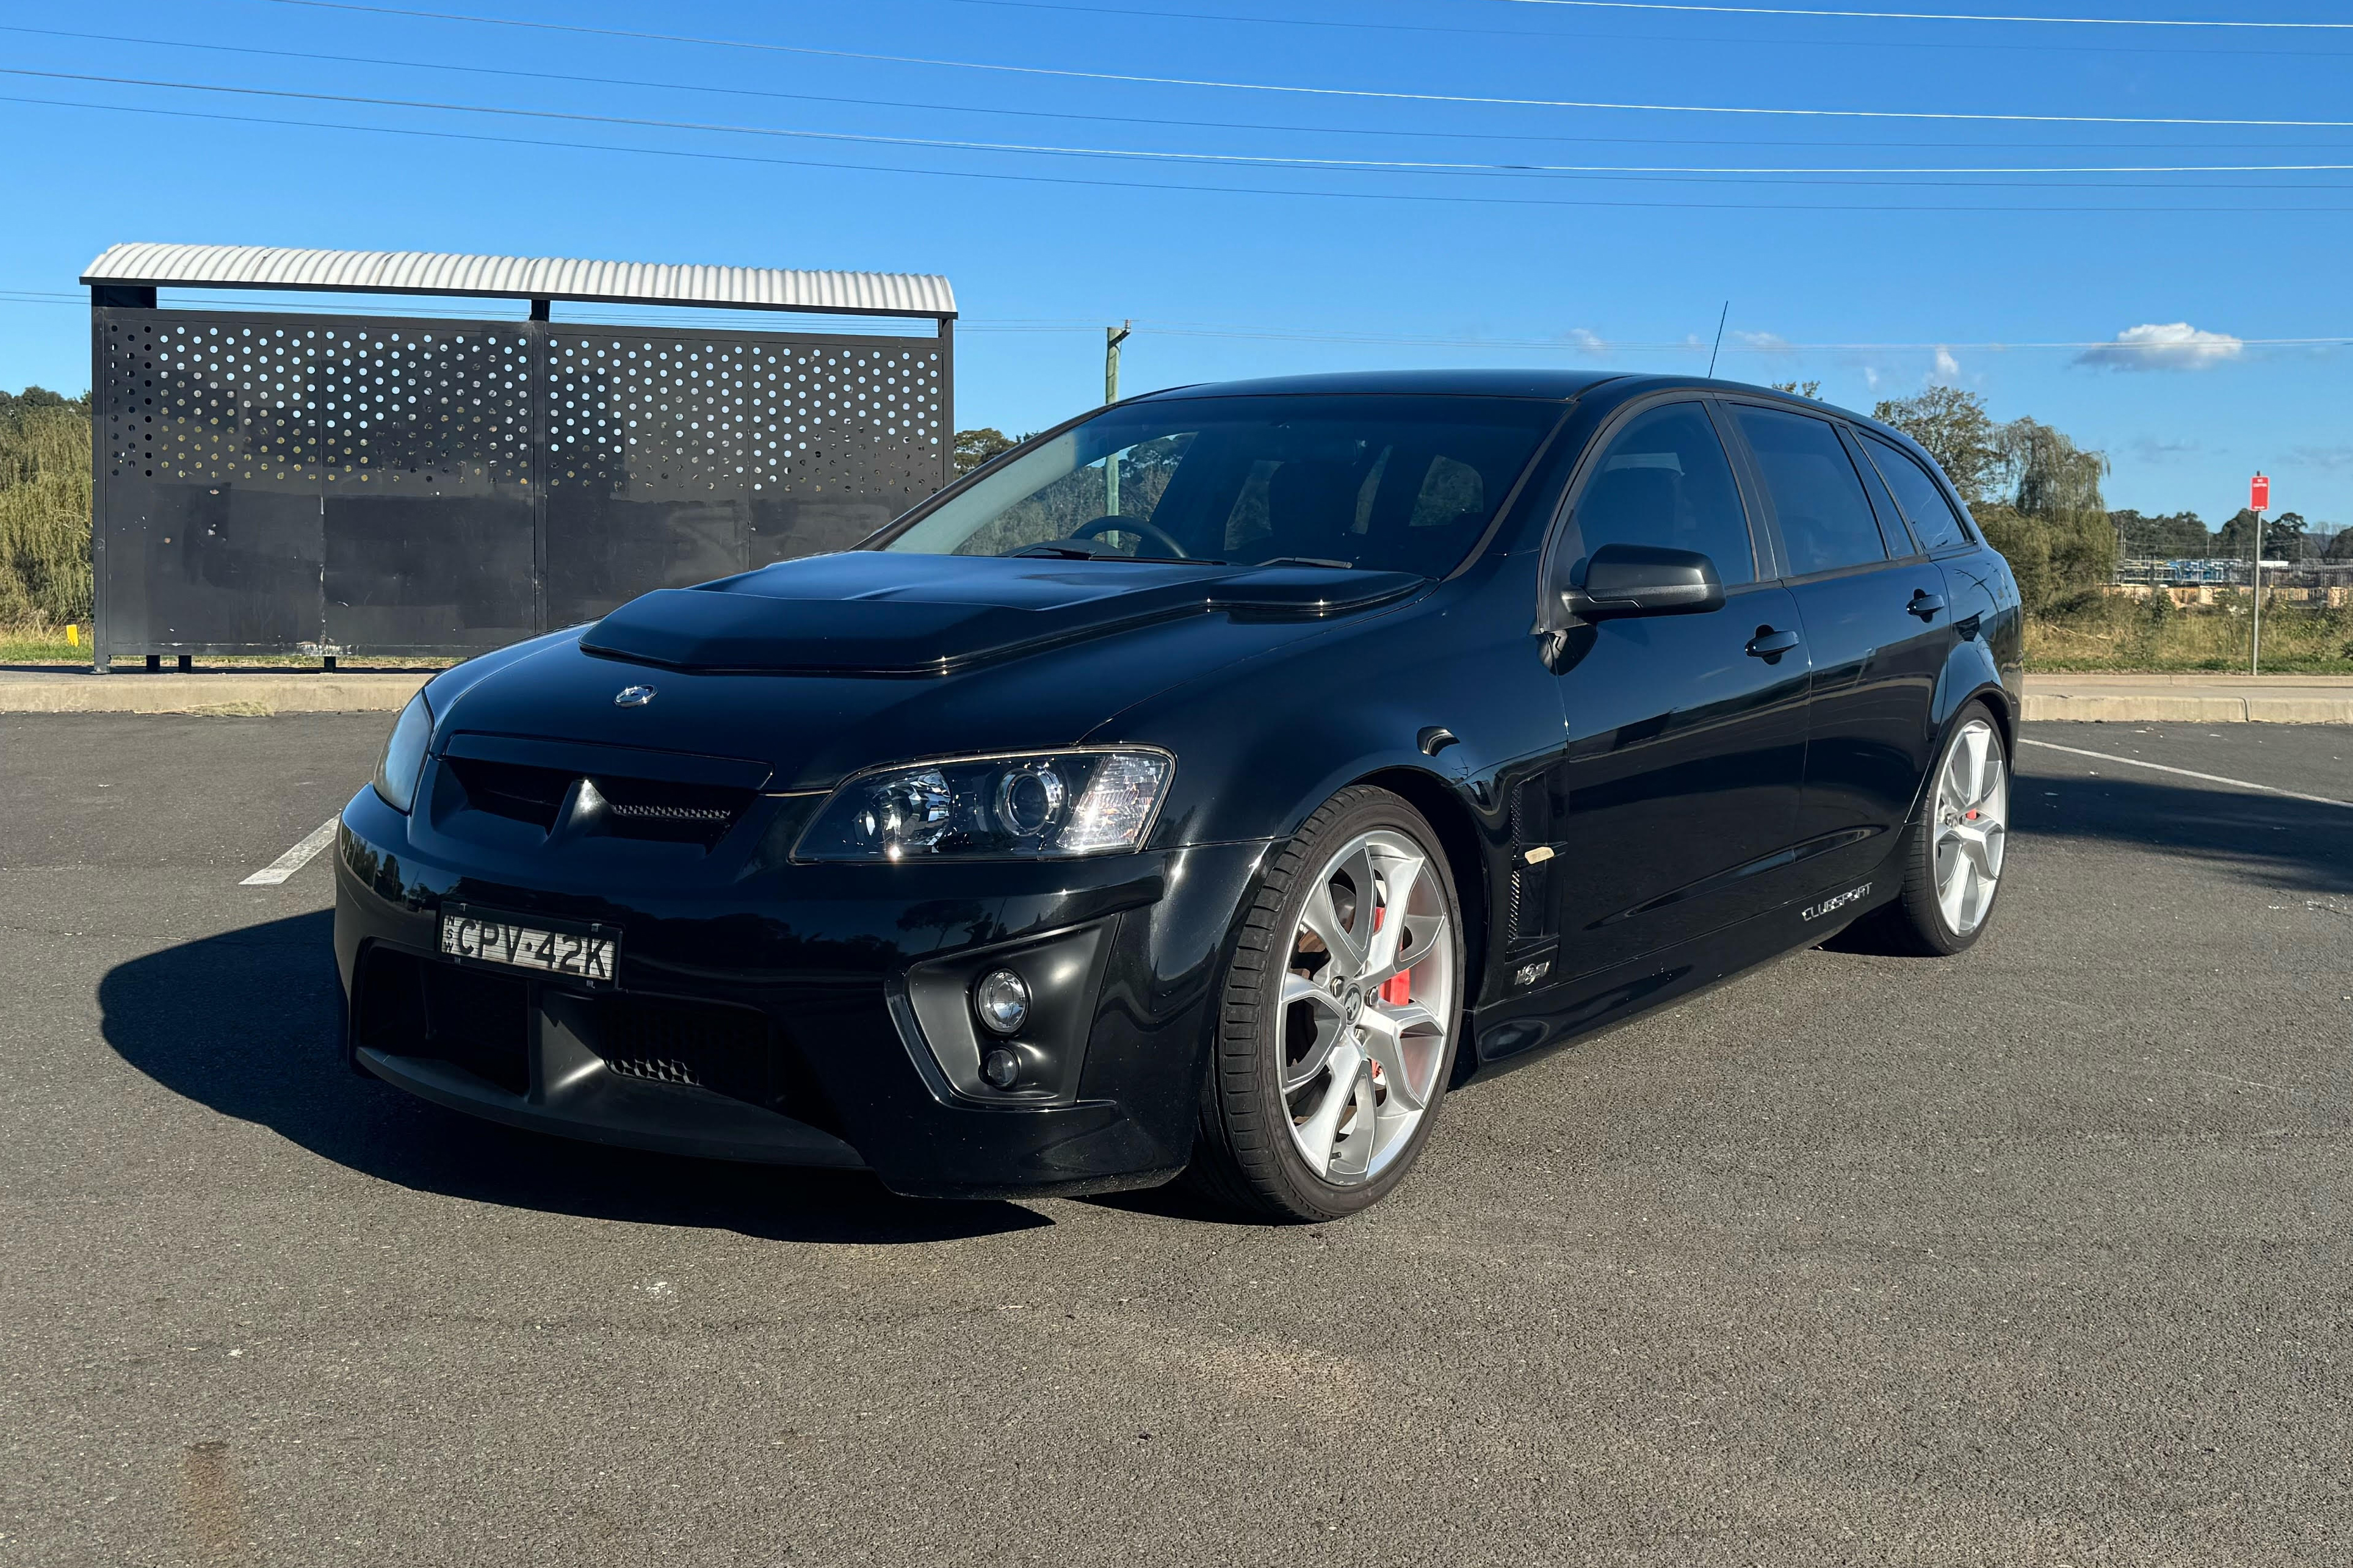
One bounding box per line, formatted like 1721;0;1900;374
2251;473;2271;511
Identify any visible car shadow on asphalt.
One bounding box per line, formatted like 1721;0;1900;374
2006;772;2353;895
96;911;1052;1245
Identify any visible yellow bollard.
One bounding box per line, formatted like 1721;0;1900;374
66;623;79;648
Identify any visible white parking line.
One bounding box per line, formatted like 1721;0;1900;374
2020;738;2353;811
240;816;342;886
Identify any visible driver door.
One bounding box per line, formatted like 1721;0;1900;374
1539;399;1815;982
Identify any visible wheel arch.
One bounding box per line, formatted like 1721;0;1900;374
1351;766;1493;1016
1964;676;2016;756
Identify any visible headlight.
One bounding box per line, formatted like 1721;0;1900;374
795;749;1173;861
370;690;434;813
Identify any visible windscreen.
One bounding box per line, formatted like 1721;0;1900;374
881;395;1561;577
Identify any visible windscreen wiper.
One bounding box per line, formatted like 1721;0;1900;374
1256;555;1355;570
1012;541;1226;565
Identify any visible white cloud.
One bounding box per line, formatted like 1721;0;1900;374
2130;436;2202;465
2075;322;2245;372
1862;365;1884;392
1563;328;1610;356
1730;330;1790;353
2288;444;2353;471
1931;347;1961;383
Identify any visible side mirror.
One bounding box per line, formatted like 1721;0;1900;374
1561;543;1724;621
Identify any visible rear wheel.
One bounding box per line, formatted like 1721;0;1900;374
1867;703;2010;956
1188;787;1464;1221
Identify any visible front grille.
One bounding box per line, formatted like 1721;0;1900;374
355;946;532;1095
354;947;845;1133
610;802;731;824
446;756;570;831
593;777;753;848
588;992;772;1104
443;757;753;849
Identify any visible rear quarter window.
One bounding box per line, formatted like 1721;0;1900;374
1860;432;1974;552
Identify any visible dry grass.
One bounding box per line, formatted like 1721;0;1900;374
2026;591;2353;673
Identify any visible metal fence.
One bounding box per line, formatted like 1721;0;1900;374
2114;557;2353;588
92;306;951;667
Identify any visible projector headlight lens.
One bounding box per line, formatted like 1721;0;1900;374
795;749;1172;861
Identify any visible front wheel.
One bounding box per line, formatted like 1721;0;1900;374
1187;786;1464;1221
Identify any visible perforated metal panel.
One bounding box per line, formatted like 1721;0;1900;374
543;328;947;626
320;321;537;651
97;314;325;652
92;306;952;663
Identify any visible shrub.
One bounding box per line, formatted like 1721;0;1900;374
0;395;92;629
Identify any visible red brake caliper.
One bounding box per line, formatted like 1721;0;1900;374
1372;904;1411;1005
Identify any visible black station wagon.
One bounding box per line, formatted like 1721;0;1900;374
337;370;2022;1220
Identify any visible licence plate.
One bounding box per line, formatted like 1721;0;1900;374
439;906;618;985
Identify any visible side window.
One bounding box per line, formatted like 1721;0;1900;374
1564;402;1755;586
1860;432;1973;552
1729;406;1889;577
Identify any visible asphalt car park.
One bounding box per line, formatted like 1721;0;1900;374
3;713;2348;1566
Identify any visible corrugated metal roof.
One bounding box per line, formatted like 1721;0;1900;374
81;243;956;318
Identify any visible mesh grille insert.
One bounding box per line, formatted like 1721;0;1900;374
443;757;753;848
590;993;772;1106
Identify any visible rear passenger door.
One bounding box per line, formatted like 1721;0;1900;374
1721;401;1957;894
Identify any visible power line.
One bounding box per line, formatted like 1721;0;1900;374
1495;0;2353;27
258;1;2353;128
15;90;2353;214
933;0;2353;56
14;24;2344;153
2;286;2335;355
15;63;2353;181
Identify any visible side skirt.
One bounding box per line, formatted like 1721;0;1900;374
1453;845;1906;1086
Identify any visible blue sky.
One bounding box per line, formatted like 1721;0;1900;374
2;0;2348;527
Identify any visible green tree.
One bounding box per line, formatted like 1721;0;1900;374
2111;508;2214;558
2217;507;2305;560
1769;380;1822;399
1871;386;2000;504
2327;526;2353;562
953;427;1020;476
1970;416;2114;613
0;386;89;419
1994;417;2109;519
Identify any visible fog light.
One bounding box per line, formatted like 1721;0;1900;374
980;1047;1022;1090
973;967;1030;1036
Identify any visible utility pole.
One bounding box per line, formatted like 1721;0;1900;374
2249;472;2269;675
1104;320;1132;516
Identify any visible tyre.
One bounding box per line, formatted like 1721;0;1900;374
1188;786;1466;1221
1865;702;2011;956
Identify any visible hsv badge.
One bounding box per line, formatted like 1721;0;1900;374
613;685;657;707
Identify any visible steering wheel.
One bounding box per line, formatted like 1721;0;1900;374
1071;514;1190;559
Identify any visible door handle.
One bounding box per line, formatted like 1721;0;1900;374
1907;589;1947;620
1746;627;1801;659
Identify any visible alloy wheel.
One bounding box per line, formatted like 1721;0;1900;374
1280;828;1455;1185
1932;718;2008;937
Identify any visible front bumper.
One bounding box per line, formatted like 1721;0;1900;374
333;785;1271;1199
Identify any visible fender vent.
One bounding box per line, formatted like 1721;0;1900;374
1506;776;1556;947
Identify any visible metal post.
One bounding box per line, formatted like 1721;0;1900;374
89;301;109;671
2251;505;2263;676
1104;322;1130;516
